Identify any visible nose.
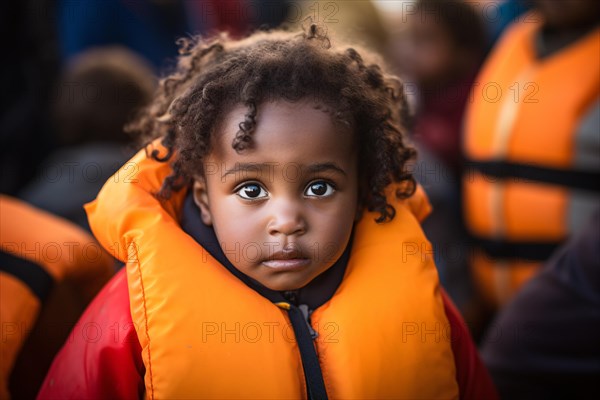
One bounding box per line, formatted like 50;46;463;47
266;198;307;237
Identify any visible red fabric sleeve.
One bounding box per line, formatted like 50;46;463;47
37;268;144;399
442;289;499;400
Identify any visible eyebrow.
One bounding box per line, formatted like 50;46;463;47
304;162;347;176
221;162;347;179
222;163;277;179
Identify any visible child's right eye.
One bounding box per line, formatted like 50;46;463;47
236;183;268;200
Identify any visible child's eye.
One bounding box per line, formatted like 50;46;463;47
236;183;268;200
304;181;335;197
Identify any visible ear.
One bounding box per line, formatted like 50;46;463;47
192;177;213;226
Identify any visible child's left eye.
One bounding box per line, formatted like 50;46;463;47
304;181;335;197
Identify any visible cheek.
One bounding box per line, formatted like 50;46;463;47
209;197;263;244
307;194;357;253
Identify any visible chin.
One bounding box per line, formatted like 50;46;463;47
260;275;311;292
262;281;304;292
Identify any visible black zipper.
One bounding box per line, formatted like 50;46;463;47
282;302;328;400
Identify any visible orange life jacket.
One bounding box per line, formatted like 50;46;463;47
86;143;460;399
0;196;114;399
463;14;600;306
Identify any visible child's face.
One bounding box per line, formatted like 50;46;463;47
193;100;359;291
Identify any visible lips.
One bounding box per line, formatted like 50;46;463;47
262;247;310;271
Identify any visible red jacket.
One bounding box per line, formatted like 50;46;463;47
37;267;498;399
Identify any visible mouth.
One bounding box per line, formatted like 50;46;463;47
262;247;311;271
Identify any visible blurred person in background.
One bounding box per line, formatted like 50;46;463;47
0;195;114;399
392;0;488;311
481;209;600;399
462;0;599;337
19;47;156;230
399;0;487;175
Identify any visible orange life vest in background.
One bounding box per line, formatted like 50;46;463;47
463;14;600;307
0;196;114;399
86;144;460;399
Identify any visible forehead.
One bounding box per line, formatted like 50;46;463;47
210;100;356;164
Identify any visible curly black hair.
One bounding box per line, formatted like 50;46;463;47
128;23;416;223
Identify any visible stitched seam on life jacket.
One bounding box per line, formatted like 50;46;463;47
132;241;155;399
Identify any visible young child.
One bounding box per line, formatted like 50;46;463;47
37;24;497;399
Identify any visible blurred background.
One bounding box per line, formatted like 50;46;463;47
1;1;598;398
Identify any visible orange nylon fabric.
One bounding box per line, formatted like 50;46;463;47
86;142;458;399
464;14;599;168
0;274;39;400
0;196;114;399
0;196;114;284
462;14;600;306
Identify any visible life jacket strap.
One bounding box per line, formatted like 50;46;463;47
469;234;561;261
277;302;328;400
466;160;600;193
0;250;54;301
